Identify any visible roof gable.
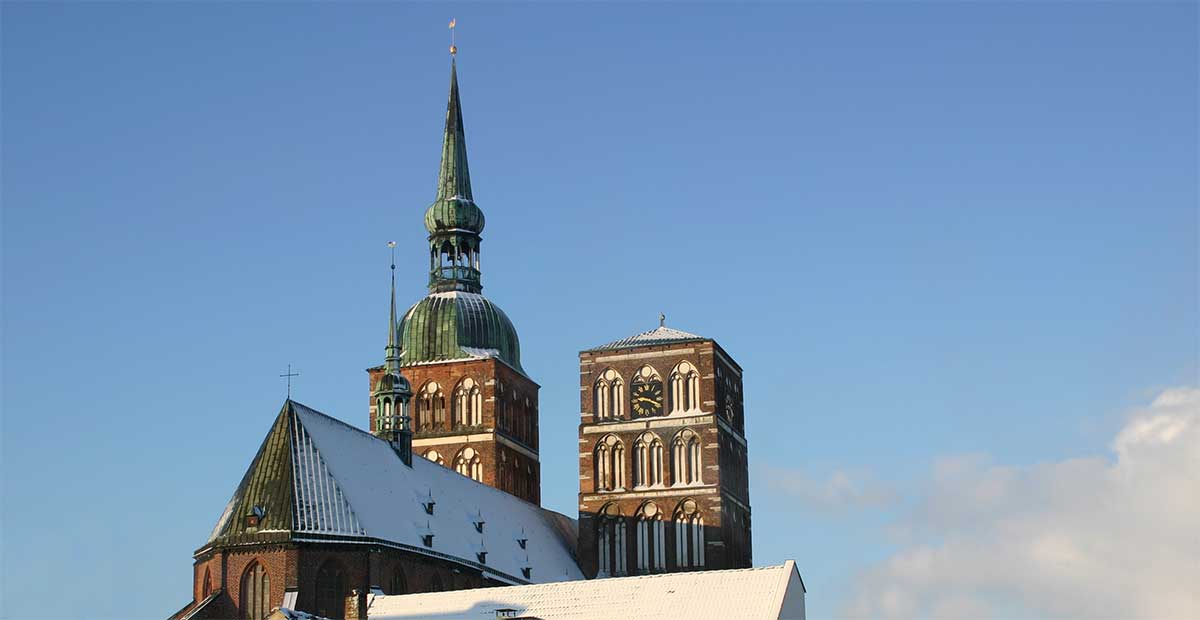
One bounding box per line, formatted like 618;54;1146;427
204;401;582;584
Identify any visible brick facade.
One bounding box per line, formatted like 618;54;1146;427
367;357;541;504
182;542;499;620
576;338;752;578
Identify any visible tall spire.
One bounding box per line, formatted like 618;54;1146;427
437;60;473;203
424;58;485;294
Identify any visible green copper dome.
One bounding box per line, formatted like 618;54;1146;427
398;291;523;373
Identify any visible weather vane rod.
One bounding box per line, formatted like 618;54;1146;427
449;18;457;56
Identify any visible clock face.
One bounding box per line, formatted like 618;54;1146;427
631;381;663;416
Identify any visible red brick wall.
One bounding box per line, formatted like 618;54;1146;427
575;339;751;577
367;358;541;504
189;542;500;619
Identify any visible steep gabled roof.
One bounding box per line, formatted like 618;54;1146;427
204;401;581;585
585;325;707;352
367;561;807;620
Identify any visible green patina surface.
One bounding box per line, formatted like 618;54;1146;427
424;60;485;236
398;292;523;373
398;60;524;375
205;402;296;549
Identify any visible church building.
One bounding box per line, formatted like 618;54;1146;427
170;49;774;620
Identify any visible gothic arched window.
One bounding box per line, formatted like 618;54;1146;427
669;361;701;414
594;369;625;420
635;502;666;573
240;562;270;620
416;381;445;432
314;560;347;620
202;567;212;598
596;503;627;577
387;565;407;595
673;499;706;569
671;429;702;485
453;447;482;482
424;449;444;466
453;378;482;427
632;432;664;488
593;435;625;491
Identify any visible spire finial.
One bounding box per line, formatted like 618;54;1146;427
448;18;457;56
659;312;666;328
385;241;400;367
279;364;300;399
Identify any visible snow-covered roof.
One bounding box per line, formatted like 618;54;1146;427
586;325;707;352
204;400;582;585
367;561;807;620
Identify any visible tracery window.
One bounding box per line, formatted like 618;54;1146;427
240;561;270;620
594;435;625;491
315;560;347;620
671;429;702;485
669;361;701;414
593;369;625;420
596;503;627;577
424;449;444;466
416;381;445;431
635;502;666;573
453;378;482;427
454;447;482;482
632;432;664;488
673;499;705;568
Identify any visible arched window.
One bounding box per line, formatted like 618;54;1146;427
671;429;702;485
424;449;444;466
314;560;347;620
596;503;627;577
240;562;270;620
201;567;212;598
453;378;482;427
669;361;701;414
387;565;407;595
416;381;445;432
635;502;666;573
594;435;625;491
632;432;664;488
593;369;625;420
673;499;706;569
454;447;482;482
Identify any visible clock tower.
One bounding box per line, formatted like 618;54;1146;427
576;321;752;578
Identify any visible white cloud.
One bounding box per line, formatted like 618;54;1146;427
764;465;900;514
844;387;1200;620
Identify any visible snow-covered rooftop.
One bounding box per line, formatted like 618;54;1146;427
587;325;707;352
367;561;807;620
205;401;582;585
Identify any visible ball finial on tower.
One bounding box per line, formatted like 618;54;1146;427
449;18;457;56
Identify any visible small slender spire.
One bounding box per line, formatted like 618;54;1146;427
386;241;401;372
437;59;472;203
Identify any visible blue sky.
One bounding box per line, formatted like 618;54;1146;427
2;3;1196;619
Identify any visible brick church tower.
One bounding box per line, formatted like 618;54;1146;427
368;60;540;504
576;320;752;578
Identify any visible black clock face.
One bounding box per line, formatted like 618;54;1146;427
631;381;663;416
